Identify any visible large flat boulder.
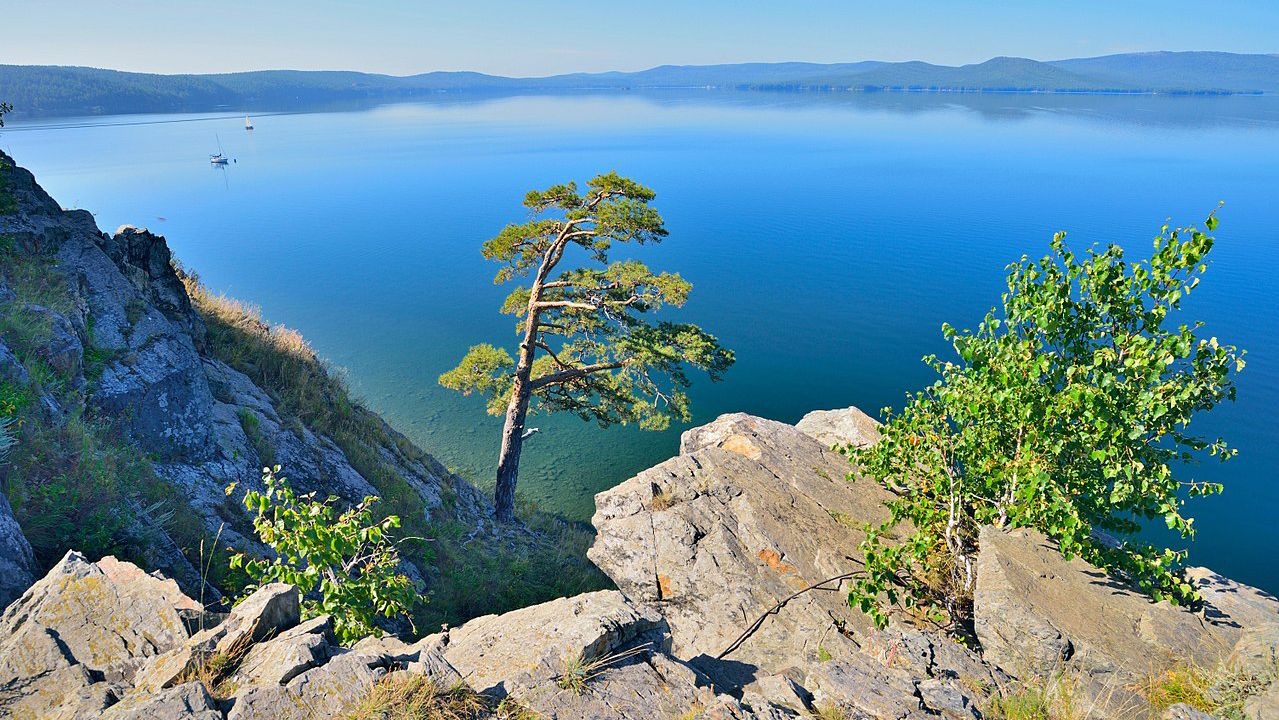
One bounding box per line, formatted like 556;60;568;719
442;589;666;697
589;413;895;688
795;405;881;450
975;525;1278;708
0;552;190;679
231;614;335;687
0;552;195;718
100;682;221;720
513;651;757;720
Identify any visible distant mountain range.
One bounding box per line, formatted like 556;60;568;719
2;51;1276;118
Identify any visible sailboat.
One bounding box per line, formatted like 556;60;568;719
210;134;229;164
245;115;254;130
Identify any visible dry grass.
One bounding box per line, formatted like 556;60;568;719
493;699;542;720
808;703;848;720
983;671;1134;720
650;488;675;511
340;673;543;720
982;670;1156;720
557;645;650;695
176;621;258;699
1141;665;1213;714
341;673;488;720
1140;656;1279;720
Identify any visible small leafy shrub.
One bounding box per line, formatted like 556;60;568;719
229;466;418;644
848;214;1244;628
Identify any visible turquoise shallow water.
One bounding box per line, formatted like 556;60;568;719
3;91;1277;592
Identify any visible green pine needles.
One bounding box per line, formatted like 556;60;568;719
440;172;733;521
228;467;417;644
847;211;1244;629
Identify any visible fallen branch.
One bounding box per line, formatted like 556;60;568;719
717;563;865;660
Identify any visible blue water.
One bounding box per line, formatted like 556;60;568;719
3;91;1277;593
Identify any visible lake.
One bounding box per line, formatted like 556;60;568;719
3;90;1277;593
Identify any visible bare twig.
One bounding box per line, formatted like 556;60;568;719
717;565;865;660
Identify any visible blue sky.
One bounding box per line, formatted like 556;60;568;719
6;0;1278;76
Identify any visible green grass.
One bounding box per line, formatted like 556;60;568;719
983;673;1094;720
237;407;275;468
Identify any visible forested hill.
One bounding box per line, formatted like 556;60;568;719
2;51;1277;118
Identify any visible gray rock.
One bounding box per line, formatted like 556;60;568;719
136;583;300;692
22;303;84;383
0;552;189;683
407;653;463;689
1164;703;1222;720
228;650;387;720
0;336;30;386
101;681;222;720
1231;623;1279;679
443;589;666;698
92;332;216;462
753;672;812;713
974;525;1277;713
0;664;116;720
349;632;421;663
104;226;207;346
0;553;192;718
1189;567;1279;634
514;652;753;720
795;405;881;450
803;653;924;720
0;491;35;611
917;677;982;719
1246;684;1279;720
590;412;896;689
231;614;334;687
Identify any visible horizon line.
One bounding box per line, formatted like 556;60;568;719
5;49;1279;81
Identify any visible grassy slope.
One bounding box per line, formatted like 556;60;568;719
181;270;609;629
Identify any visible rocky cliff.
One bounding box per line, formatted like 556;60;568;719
2;407;1276;719
0;150;601;625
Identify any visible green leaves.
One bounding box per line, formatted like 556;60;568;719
228;467;417;645
846;211;1242;629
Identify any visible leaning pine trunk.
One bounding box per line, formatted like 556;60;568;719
493;286;543;522
494;380;531;523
